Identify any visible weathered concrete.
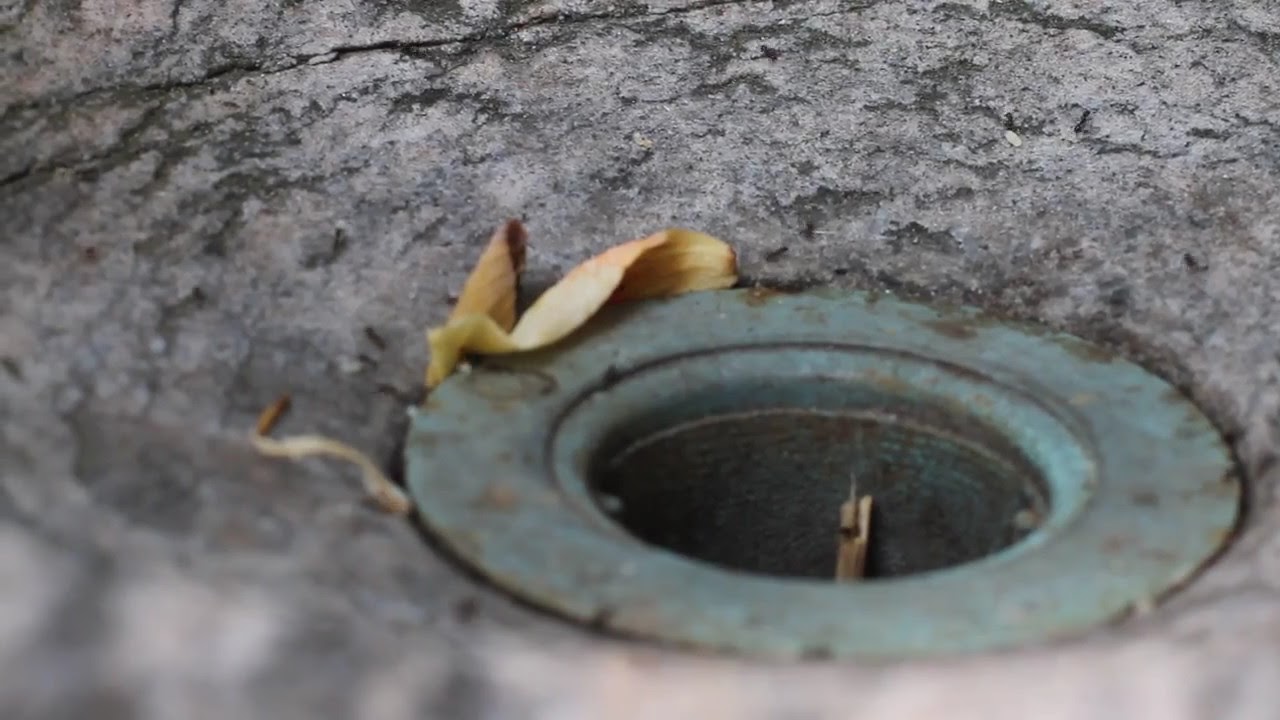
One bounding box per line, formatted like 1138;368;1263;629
2;0;1279;716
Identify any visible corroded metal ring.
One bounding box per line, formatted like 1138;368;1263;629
406;288;1239;659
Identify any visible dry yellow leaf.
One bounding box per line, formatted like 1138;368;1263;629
249;219;736;515
425;222;737;388
447;218;526;331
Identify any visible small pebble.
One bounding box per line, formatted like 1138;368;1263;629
1005;130;1023;147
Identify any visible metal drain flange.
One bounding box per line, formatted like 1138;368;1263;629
406;288;1240;659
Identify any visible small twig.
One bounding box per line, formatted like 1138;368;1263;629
836;472;873;581
255;394;292;435
250;396;411;515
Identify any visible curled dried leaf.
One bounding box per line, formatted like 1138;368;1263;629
425;224;737;387
448;219;527;331
607;229;738;303
250;434;412;515
425;314;520;389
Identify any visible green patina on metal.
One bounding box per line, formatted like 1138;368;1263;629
406;288;1240;659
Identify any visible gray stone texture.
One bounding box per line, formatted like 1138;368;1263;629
2;0;1279;716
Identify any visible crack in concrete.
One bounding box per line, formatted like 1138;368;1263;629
168;0;184;38
2;54;462;195
0;103;166;192
987;0;1125;41
2;0;776;120
0;161;35;187
0;58;271;130
1;0;808;190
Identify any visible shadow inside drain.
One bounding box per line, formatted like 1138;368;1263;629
590;407;1049;580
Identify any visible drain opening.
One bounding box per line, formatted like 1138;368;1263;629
590;404;1050;580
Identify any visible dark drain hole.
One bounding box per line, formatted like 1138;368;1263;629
589;408;1050;580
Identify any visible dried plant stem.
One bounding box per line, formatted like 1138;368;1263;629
250;434;412;515
255;394;292;435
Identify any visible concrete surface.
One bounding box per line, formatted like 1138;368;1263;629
2;0;1279;717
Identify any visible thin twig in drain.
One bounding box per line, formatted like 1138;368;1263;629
836;471;873;581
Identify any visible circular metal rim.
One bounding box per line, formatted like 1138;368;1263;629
406;288;1240;659
547;344;1092;573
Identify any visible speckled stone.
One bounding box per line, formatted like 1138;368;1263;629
2;0;1279;717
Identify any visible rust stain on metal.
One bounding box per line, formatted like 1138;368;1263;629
1057;336;1117;364
743;286;784;306
1198;473;1239;497
410;431;465;451
1101;534;1135;553
793;306;828;325
862;369;912;394
924;318;978;340
612;599;672;637
447;528;484;557
1176;419;1206;439
475;482;519;511
1209;526;1235;547
1131;490;1160;508
467;366;558;402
